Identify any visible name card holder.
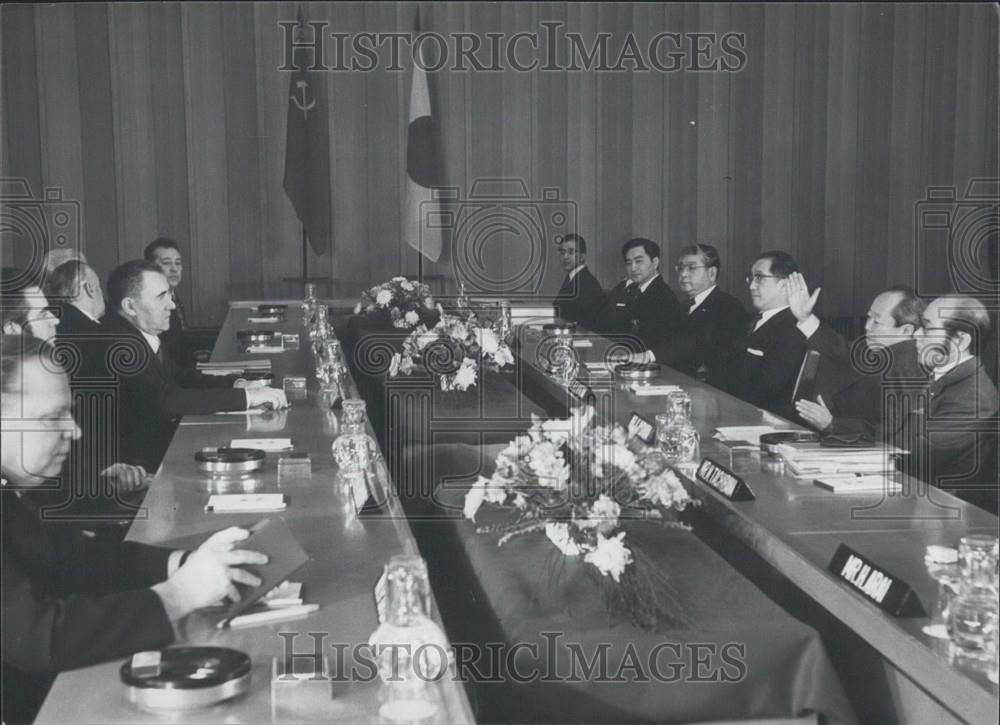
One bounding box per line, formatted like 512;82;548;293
696;458;755;501
827;544;925;617
627;412;656;446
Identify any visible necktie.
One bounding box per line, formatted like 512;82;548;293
625;284;641;304
750;313;763;333
172;293;187;332
686;297;698;314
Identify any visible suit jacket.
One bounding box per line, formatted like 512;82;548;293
102;313;247;471
710;307;807;413
554;266;605;331
160;293;188;366
891;358;999;513
596;275;681;351
649;287;747;377
2;491;173;724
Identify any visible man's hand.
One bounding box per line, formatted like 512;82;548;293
246;387;289;410
100;463;150;494
787;272;821;323
153;527;268;621
795;394;834;432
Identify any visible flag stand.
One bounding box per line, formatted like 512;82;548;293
281;224;331;297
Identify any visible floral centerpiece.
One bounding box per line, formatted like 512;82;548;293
389;313;514;392
464;406;696;629
353;276;441;329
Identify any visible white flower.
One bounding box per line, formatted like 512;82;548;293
493;345;514;368
400;280;415;291
353;302;362;314
405;310;419;325
513;493;527;509
399;357;415;375
463;475;506;521
453;358;477;390
392;276;406;282
375;289;393;306
594;443;635;477
642;470;691;509
476;328;499;355
424;297;436;309
416;333;437;350
576;494;621;531
449;322;469;342
545;523;582;556
527;442;569;489
584;531;633;582
389;353;401;377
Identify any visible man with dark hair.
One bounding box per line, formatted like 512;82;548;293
143;237;188;364
897;295;999;512
793;280;926;440
596;237;681;351
1;335;267;724
710;250;806;411
554;233;605;330
1;273;59;342
103;261;287;470
634;244;746;377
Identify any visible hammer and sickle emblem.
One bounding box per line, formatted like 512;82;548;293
291;80;315;120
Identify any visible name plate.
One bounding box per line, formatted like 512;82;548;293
627;412;656;445
568;380;592;402
827;544;925;617
696;457;755;501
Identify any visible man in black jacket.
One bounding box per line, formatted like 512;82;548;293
553;233;605;330
103;261;287;471
635;244;747;378
144;237;190;366
709;250;807;412
1;335;266;724
596;237;681;352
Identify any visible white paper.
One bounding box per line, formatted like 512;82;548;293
631;384;682;396
231;438;293;451
571;339;593;348
247;345;285;354
713;426;779;445
205;493;287;512
247;316;281;324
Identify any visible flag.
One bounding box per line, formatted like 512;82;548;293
403;10;444;263
283;7;332;255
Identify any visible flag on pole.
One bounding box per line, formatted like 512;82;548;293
403;10;444;263
283;7;332;255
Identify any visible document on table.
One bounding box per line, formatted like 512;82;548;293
631;384;683;396
814;475;903;494
714;426;781;445
231;437;293;451
246;344;285;354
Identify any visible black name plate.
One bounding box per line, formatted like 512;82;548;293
696;457;755;501
568;380;592;402
627;412;656;445
827;544;925;617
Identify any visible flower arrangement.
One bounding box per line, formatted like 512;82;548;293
389;313;514;392
464;406;696;629
353;276;441;329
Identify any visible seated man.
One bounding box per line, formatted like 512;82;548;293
709;250;806;412
1;335;267;724
103;260;287;471
1;276;59;342
899;296;999;513
553;233;605;330
595;237;681;351
793;280;926;440
144;237;190;365
635;244;746;378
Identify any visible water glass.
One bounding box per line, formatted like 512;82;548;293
342;398;368;427
958;535;999;591
665;390;692;424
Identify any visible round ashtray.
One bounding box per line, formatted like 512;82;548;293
257;304;288;315
759;431;820;454
615;363;660;381
195;448;266;474
236;329;277;345
121;647;251;711
542;322;577;336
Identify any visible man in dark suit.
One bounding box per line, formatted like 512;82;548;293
144;237;190;365
709;250;807;412
596;237;681;351
1;278;59;343
103;261;287;471
793;281;927;441
553;233;605;330
634;244;747;378
898;296;999;513
1;335;267;724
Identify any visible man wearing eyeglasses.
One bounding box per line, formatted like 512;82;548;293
709;250;807;412
630;244;746;378
595;237;681;351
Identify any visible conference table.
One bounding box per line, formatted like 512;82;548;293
35;301;474;724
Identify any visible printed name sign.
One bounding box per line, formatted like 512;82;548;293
627;412;656;445
569;380;592;402
827;544;925;617
695;458;755;501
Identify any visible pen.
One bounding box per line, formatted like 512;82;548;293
220;603;319;629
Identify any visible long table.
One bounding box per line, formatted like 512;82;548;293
509;322;1000;724
35;301;475;724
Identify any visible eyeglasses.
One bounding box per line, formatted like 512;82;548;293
745;274;783;285
674;264;706;274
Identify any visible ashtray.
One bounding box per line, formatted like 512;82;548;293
195;447;266;474
615;363;660;381
121;647;251;711
236;329;277;345
759;431;820;454
257;304;288;315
